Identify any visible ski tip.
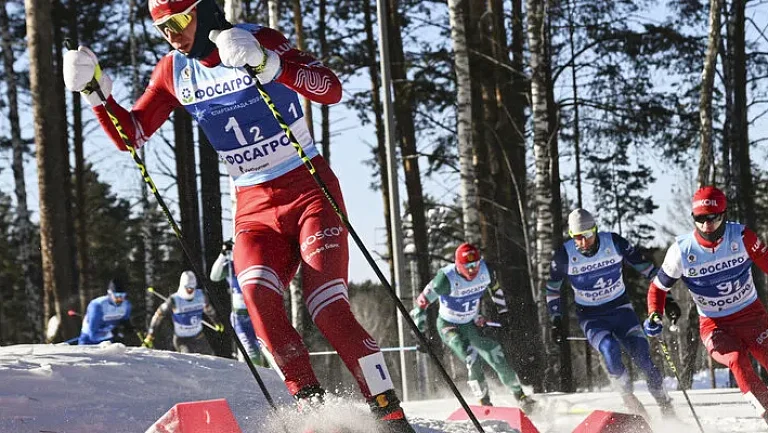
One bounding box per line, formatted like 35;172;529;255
147;287;155;293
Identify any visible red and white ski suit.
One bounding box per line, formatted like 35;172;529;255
92;24;392;399
649;226;768;415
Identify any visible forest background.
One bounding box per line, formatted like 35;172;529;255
1;0;767;400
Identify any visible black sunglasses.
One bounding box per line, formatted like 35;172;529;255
692;213;723;224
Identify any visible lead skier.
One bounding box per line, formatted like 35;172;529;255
61;0;415;430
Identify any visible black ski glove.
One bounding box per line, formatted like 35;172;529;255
550;315;564;345
222;239;234;253
664;296;681;324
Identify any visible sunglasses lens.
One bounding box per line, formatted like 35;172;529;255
571;230;595;240
694;213;721;224
464;261;479;270
156;13;193;35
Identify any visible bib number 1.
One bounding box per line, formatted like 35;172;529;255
358;351;394;395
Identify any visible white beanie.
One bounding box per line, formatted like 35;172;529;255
177;270;197;300
568;209;596;234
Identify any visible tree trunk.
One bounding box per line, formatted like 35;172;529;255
1;0;42;342
199;130;231;357
545;0;569;391
386;0;430;291
319;0;330;164
173;109;203;271
729;0;763;303
52;0;77;297
719;0;733;197
224;0;243;22
268;0;279;29
698;0;722;187
363;0;394;285
26;0;77;341
67;0;90;315
488;0;543;391
566;0;582;207
527;0;566;391
292;0;313;138
448;0;480;244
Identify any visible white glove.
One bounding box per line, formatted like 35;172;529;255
209;28;281;84
62;46;113;106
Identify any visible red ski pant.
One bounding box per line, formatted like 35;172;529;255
700;300;768;415
232;157;382;398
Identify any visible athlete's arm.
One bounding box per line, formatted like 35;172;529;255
484;264;508;316
743;228;768;274
78;301;103;344
209;253;229;282
147;297;173;335
546;246;569;317
203;294;218;322
415;271;447;310
254;27;342;105
613;233;657;279
647;243;683;314
93;55;181;151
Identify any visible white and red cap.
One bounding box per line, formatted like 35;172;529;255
692;186;727;216
455;243;481;280
149;0;199;24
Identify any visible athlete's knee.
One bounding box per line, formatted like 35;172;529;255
598;337;625;376
237;265;285;299
305;278;351;324
465;346;480;370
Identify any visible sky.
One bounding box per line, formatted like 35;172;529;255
1;343;766;433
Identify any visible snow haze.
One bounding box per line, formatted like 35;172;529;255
0;344;765;433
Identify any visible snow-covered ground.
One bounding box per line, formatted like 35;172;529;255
0;344;764;433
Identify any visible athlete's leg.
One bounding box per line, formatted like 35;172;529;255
436;318;488;400
295;162;415;433
613;307;668;404
703;322;768;417
580;315;630;392
191;332;215;355
704;305;768;419
466;325;523;397
234;226;313;395
231;311;267;367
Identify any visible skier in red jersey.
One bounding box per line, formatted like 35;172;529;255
62;1;416;431
645;186;768;424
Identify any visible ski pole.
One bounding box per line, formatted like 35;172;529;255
67;309;82;317
63;40;278;412
220;37;486;433
147;287;220;332
658;337;705;432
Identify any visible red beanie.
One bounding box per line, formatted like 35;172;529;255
455;243;480;264
692;186;727;216
149;0;199;23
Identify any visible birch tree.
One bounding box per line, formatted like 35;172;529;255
268;0;279;29
527;0;566;391
447;0;480;244
698;0;722;187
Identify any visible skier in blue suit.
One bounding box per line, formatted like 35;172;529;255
546;208;680;417
210;239;268;367
78;280;135;345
